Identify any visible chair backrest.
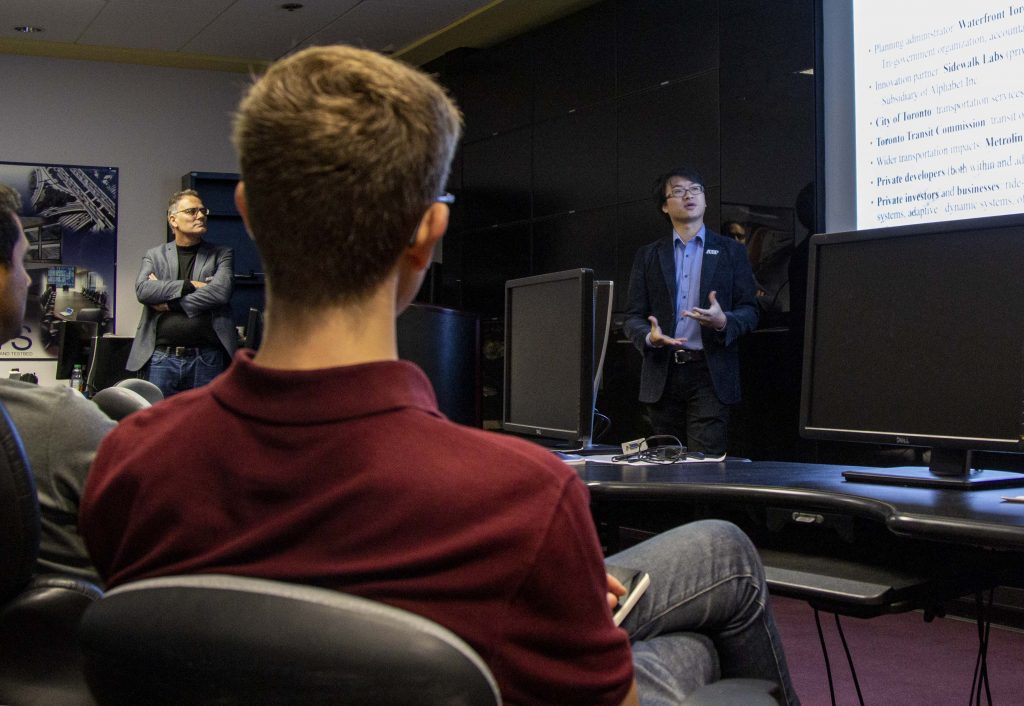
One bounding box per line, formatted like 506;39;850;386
0;399;101;706
113;378;163;405
75;308;104;324
79;574;501;706
90;387;150;421
0;400;39;603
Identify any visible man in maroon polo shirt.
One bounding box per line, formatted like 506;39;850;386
80;45;798;706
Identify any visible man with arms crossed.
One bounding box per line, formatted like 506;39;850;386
623;167;760;455
81;47;798;705
125;189;236;397
0;184;113;585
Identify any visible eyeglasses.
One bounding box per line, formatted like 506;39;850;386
171;207;210;218
666;185;705;199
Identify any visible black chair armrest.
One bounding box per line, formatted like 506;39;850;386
680;678;782;706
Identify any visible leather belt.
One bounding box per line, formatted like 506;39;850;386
672;348;704;364
155;345;204;357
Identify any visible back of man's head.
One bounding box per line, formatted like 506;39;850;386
232;45;462;308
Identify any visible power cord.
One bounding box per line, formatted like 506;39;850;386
610;435;694;463
969;589;993;706
812;609;864;706
592;409;611;442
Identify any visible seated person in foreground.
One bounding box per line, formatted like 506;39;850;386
0;185;114;586
79;46;799;706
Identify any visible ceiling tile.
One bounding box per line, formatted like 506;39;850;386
181;0;361;60
0;0;105;43
304;0;481;54
77;0;237;52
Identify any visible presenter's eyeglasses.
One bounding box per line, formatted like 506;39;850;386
666;185;705;199
172;207;210;218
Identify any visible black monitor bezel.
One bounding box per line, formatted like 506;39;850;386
55;320;99;380
502;268;595;447
800;212;1024;456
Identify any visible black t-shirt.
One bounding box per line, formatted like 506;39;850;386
154;244;221;349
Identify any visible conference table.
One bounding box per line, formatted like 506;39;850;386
576;460;1024;617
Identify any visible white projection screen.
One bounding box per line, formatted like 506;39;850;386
823;0;1024;231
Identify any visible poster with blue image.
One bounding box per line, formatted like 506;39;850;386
0;161;118;361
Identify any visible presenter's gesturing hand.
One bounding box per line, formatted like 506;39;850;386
683;290;727;331
647;315;686;348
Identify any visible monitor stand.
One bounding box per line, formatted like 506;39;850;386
526;436;619;456
842;449;1024;490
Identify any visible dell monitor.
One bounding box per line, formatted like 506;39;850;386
242;307;263;350
800;213;1024;489
85;335;136;394
56;320;99;380
593;280;614;401
503;269;595;450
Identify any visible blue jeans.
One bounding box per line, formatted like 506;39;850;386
608;520;800;706
146;346;226;399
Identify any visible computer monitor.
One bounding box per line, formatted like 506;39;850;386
56;320;99;380
502;268;595;450
47;265;75;289
800;213;1024;489
242;308;263;350
85;335;136;394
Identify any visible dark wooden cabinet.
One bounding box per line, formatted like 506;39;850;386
178;172;264;332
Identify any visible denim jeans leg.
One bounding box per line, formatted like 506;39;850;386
608;520;800;706
145;351;181;399
188;348;226;390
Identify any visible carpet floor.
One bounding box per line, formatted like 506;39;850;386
772;595;1024;705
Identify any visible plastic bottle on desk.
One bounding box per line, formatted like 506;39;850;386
70;364;84;393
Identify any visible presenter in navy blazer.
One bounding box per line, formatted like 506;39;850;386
623;166;759;454
126;190;236;397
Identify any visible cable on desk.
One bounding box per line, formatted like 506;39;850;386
592;409;611;442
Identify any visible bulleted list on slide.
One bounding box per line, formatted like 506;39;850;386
855;0;1024;227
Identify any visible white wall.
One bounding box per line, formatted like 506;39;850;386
0;54;249;383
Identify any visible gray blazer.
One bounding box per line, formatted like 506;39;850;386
126;241;237;371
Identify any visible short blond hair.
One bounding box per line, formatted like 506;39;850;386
232;45;463;306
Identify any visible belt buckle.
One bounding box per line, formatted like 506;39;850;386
673;349;695;364
174;346;187;357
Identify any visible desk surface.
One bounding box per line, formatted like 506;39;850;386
577;460;1024;551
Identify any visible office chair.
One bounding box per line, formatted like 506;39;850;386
0;400;101;706
78;574;502;706
90;386;151;421
78;573;781;706
77;307;113;335
113;377;163;405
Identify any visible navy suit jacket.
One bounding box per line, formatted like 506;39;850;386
126;240;237;371
622;229;759;405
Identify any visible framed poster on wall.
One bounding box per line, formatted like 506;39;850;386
0;161;118;362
